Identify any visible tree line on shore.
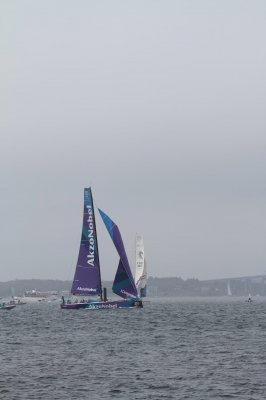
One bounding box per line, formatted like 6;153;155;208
1;276;266;297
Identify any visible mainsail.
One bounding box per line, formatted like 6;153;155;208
98;208;138;299
135;234;147;297
71;188;102;296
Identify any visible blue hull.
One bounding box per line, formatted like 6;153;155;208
61;298;143;310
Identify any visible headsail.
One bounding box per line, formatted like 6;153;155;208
98;209;138;299
71;188;102;296
135;234;147;297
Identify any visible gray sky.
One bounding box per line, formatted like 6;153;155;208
1;0;266;282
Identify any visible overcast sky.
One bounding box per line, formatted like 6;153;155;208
1;0;266;282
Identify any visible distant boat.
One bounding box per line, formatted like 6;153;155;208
9;297;27;306
247;293;253;303
61;188;143;310
0;302;16;310
227;281;232;296
134;234;147;298
22;290;58;302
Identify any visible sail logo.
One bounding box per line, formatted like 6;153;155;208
88;303;118;309
136;261;144;268
121;289;135;299
86;205;95;266
138;250;144;259
77;287;97;292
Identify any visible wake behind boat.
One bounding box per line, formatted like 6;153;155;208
61;188;143;310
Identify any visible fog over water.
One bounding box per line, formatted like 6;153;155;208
1;1;266;281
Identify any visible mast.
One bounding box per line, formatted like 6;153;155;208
91;189;103;300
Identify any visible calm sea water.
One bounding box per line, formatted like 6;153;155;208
1;297;266;400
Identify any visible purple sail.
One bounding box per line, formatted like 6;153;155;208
98;209;138;299
71;188;102;296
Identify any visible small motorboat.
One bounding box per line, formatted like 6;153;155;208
0;303;16;310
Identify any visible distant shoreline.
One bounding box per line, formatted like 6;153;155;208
1;276;266;297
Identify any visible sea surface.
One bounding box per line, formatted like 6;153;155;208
1;297;266;400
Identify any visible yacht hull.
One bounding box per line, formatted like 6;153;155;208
61;298;143;310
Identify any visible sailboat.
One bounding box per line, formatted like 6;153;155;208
227;281;232;296
61;188;143;310
135;234;147;298
247;293;253;303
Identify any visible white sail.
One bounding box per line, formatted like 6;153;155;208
135;234;147;296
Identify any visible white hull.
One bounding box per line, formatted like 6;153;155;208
18;296;45;302
20;296;58;302
22;290;58;302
